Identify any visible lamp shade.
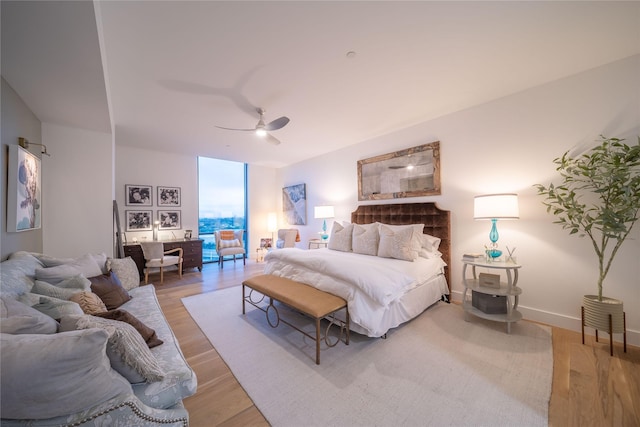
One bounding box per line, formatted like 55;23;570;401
474;194;519;220
267;212;278;232
314;205;335;219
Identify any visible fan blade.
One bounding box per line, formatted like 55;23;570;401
215;126;255;132
265;133;282;145
264;116;290;131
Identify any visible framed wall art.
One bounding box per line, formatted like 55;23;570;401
7;145;42;232
357;141;441;200
282;183;307;225
125;184;152;206
125;210;153;231
158;210;181;230
157;186;181;207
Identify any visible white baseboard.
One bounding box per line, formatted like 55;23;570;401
448;290;639;347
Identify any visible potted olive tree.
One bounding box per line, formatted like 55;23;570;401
535;136;640;349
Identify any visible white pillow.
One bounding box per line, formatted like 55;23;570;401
17;293;84;319
377;224;417;261
352;223;380;256
107;257;140;291
31;275;91;300
218;239;242;249
420;233;442;252
328;221;353;252
0;296;58;334
419;249;443;259
377;223;423;256
35;254;103;284
61;315;165;383
0;329;131;420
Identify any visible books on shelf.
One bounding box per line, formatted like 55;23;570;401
462;253;484;261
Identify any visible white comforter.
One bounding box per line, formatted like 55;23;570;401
263;248;448;336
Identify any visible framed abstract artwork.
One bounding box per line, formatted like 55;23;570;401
7;145;42;232
282;183;306;225
157;186;181;206
125;210;153;231
158;210;181;230
125;184;152;206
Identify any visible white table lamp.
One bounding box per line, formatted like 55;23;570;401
474;193;519;258
314;205;335;240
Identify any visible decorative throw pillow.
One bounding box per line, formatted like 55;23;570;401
420;233;442;252
219;230;235;240
328;221;353;252
60;315;165;383
69;291;108;315
94;309;163;348
107;257;140;291
35;254;103;284
0;296;58;334
0;329;131;420
218;238;241;249
89;271;132;310
31;278;88;300
377;223;424;257
17;294;84;320
352;223;380;256
377;224;417;261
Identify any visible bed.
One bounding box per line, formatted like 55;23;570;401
263;202;451;337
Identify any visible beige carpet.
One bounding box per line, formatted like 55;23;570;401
182;287;552;427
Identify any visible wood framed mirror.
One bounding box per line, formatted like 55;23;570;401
357;141;441;201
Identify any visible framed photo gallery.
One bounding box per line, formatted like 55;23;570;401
125;185;182;232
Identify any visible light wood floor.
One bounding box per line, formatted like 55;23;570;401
154;260;640;427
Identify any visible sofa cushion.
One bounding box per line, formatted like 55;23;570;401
31;275;91;300
34;252;109;273
0;296;58;334
89;272;132;309
60;314;165;383
17;293;84;320
125;285;198;409
70;291;108;315
0;329;131;420
107;257;140;291
35;254;103;284
1;252;44;298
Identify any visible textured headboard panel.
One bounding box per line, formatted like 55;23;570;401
351;203;451;288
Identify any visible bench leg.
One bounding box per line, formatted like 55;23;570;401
242;284;246;315
315;318;321;365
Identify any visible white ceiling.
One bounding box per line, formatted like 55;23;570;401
2;1;639;168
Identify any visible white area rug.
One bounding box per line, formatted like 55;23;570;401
182;287;552;427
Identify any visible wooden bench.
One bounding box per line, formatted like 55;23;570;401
242;274;349;365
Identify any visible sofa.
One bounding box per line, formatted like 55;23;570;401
0;251;197;426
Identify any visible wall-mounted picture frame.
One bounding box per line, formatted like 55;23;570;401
125;184;152;206
125;210;153;231
7;145;42;232
357;141;441;200
157;186;181;207
158;210;181;230
282;183;307;225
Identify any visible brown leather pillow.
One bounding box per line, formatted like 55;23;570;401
94;309;163;348
89;272;132;310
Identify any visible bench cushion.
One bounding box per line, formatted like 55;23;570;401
243;274;345;318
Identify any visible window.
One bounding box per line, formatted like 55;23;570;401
198;157;247;263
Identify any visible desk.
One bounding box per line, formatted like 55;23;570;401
308;239;329;249
124;239;203;279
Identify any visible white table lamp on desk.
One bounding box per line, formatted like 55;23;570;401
474;193;519;259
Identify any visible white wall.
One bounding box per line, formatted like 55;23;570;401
115;146;199;243
277;55;640;345
115;145;278;253
1;78;43;259
42;123;113;258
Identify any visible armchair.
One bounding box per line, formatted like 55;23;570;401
140;242;183;284
215;230;246;268
276;228;300;248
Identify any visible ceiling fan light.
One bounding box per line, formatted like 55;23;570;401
255;128;267;137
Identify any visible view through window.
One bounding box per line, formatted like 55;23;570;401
198;157;247;263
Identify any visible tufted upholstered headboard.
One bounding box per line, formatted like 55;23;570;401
351;203;451;290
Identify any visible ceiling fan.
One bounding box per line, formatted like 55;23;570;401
215;108;290;145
